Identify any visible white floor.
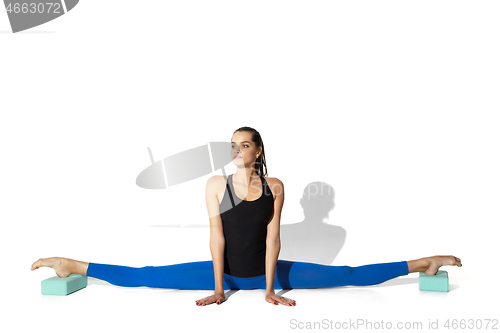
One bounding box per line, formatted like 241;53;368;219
10;225;497;333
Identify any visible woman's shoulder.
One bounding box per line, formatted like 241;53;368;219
206;175;228;192
264;176;283;186
264;176;284;198
206;175;230;205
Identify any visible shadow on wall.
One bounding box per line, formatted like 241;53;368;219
278;182;346;265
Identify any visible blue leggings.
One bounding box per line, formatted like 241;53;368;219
86;259;409;290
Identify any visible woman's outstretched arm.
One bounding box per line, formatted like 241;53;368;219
196;176;226;306
265;178;295;306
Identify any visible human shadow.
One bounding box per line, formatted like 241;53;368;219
278;182;346;265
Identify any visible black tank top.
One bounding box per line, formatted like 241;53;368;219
219;174;274;277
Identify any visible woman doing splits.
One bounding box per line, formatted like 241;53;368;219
31;126;462;307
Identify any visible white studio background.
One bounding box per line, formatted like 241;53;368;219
1;1;499;332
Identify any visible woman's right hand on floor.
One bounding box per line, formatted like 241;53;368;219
196;293;225;306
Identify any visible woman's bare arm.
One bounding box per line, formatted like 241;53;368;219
206;176;226;295
265;178;284;294
196;176;226;306
264;178;295;306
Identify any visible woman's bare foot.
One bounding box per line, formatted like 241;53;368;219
424;255;462;275
31;257;75;278
407;255;462;275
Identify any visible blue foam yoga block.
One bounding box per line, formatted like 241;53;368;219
41;274;87;295
419;270;448;292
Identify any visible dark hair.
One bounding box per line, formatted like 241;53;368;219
233;126;268;177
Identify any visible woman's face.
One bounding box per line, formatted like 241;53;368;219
231;131;262;169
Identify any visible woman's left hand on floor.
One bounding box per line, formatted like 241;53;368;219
265;293;296;306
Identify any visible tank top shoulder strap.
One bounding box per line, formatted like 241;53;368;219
225;174;236;207
260;174;272;198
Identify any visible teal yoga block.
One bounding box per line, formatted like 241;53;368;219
41;274;87;295
419;270;449;292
